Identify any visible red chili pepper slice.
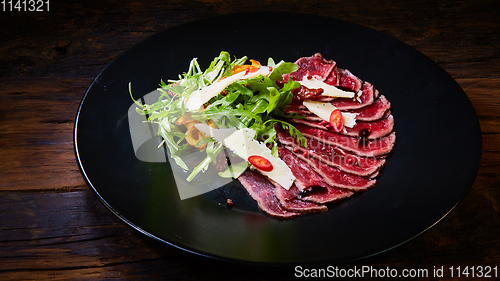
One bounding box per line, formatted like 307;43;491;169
248;155;273;172
329;109;343;133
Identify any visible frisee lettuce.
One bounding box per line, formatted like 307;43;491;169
133;51;307;181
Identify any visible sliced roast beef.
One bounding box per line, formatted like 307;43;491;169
324;65;339;86
346;114;394;139
277;146;354;204
285;53;336;83
285;144;384;177
238;170;299;218
278;146;330;191
285;94;391;124
336;68;363;92
299;186;354;204
306;145;381;176
284;102;312;117
291;151;376;191
288;54;362;92
272;183;328;213
276;127;385;176
369;171;379;179
302;114;324;122
291;114;394;139
235;53;396;219
291;123;396;157
307;95;336;102
330;81;375;110
275;182;353;205
350;95;391;121
284;102;307;114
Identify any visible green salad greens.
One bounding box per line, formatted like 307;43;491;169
131;51;307;181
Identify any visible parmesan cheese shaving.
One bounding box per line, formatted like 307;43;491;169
299;77;355;98
184;66;272;111
195;124;295;189
303;100;358;128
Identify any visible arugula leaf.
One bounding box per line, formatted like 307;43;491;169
195;137;213;148
134;51;306;182
280;121;308;147
268;60;299;81
186;142;223;182
266;87;282;114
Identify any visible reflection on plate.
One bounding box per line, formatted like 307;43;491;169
74;12;481;265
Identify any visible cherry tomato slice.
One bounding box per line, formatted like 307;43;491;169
329;109;344;132
248;155;273;172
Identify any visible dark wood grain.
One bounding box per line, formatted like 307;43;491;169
1;0;499;280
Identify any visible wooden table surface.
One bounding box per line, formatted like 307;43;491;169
1;0;499;280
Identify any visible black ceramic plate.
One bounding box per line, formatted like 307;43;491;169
74;12;481;265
